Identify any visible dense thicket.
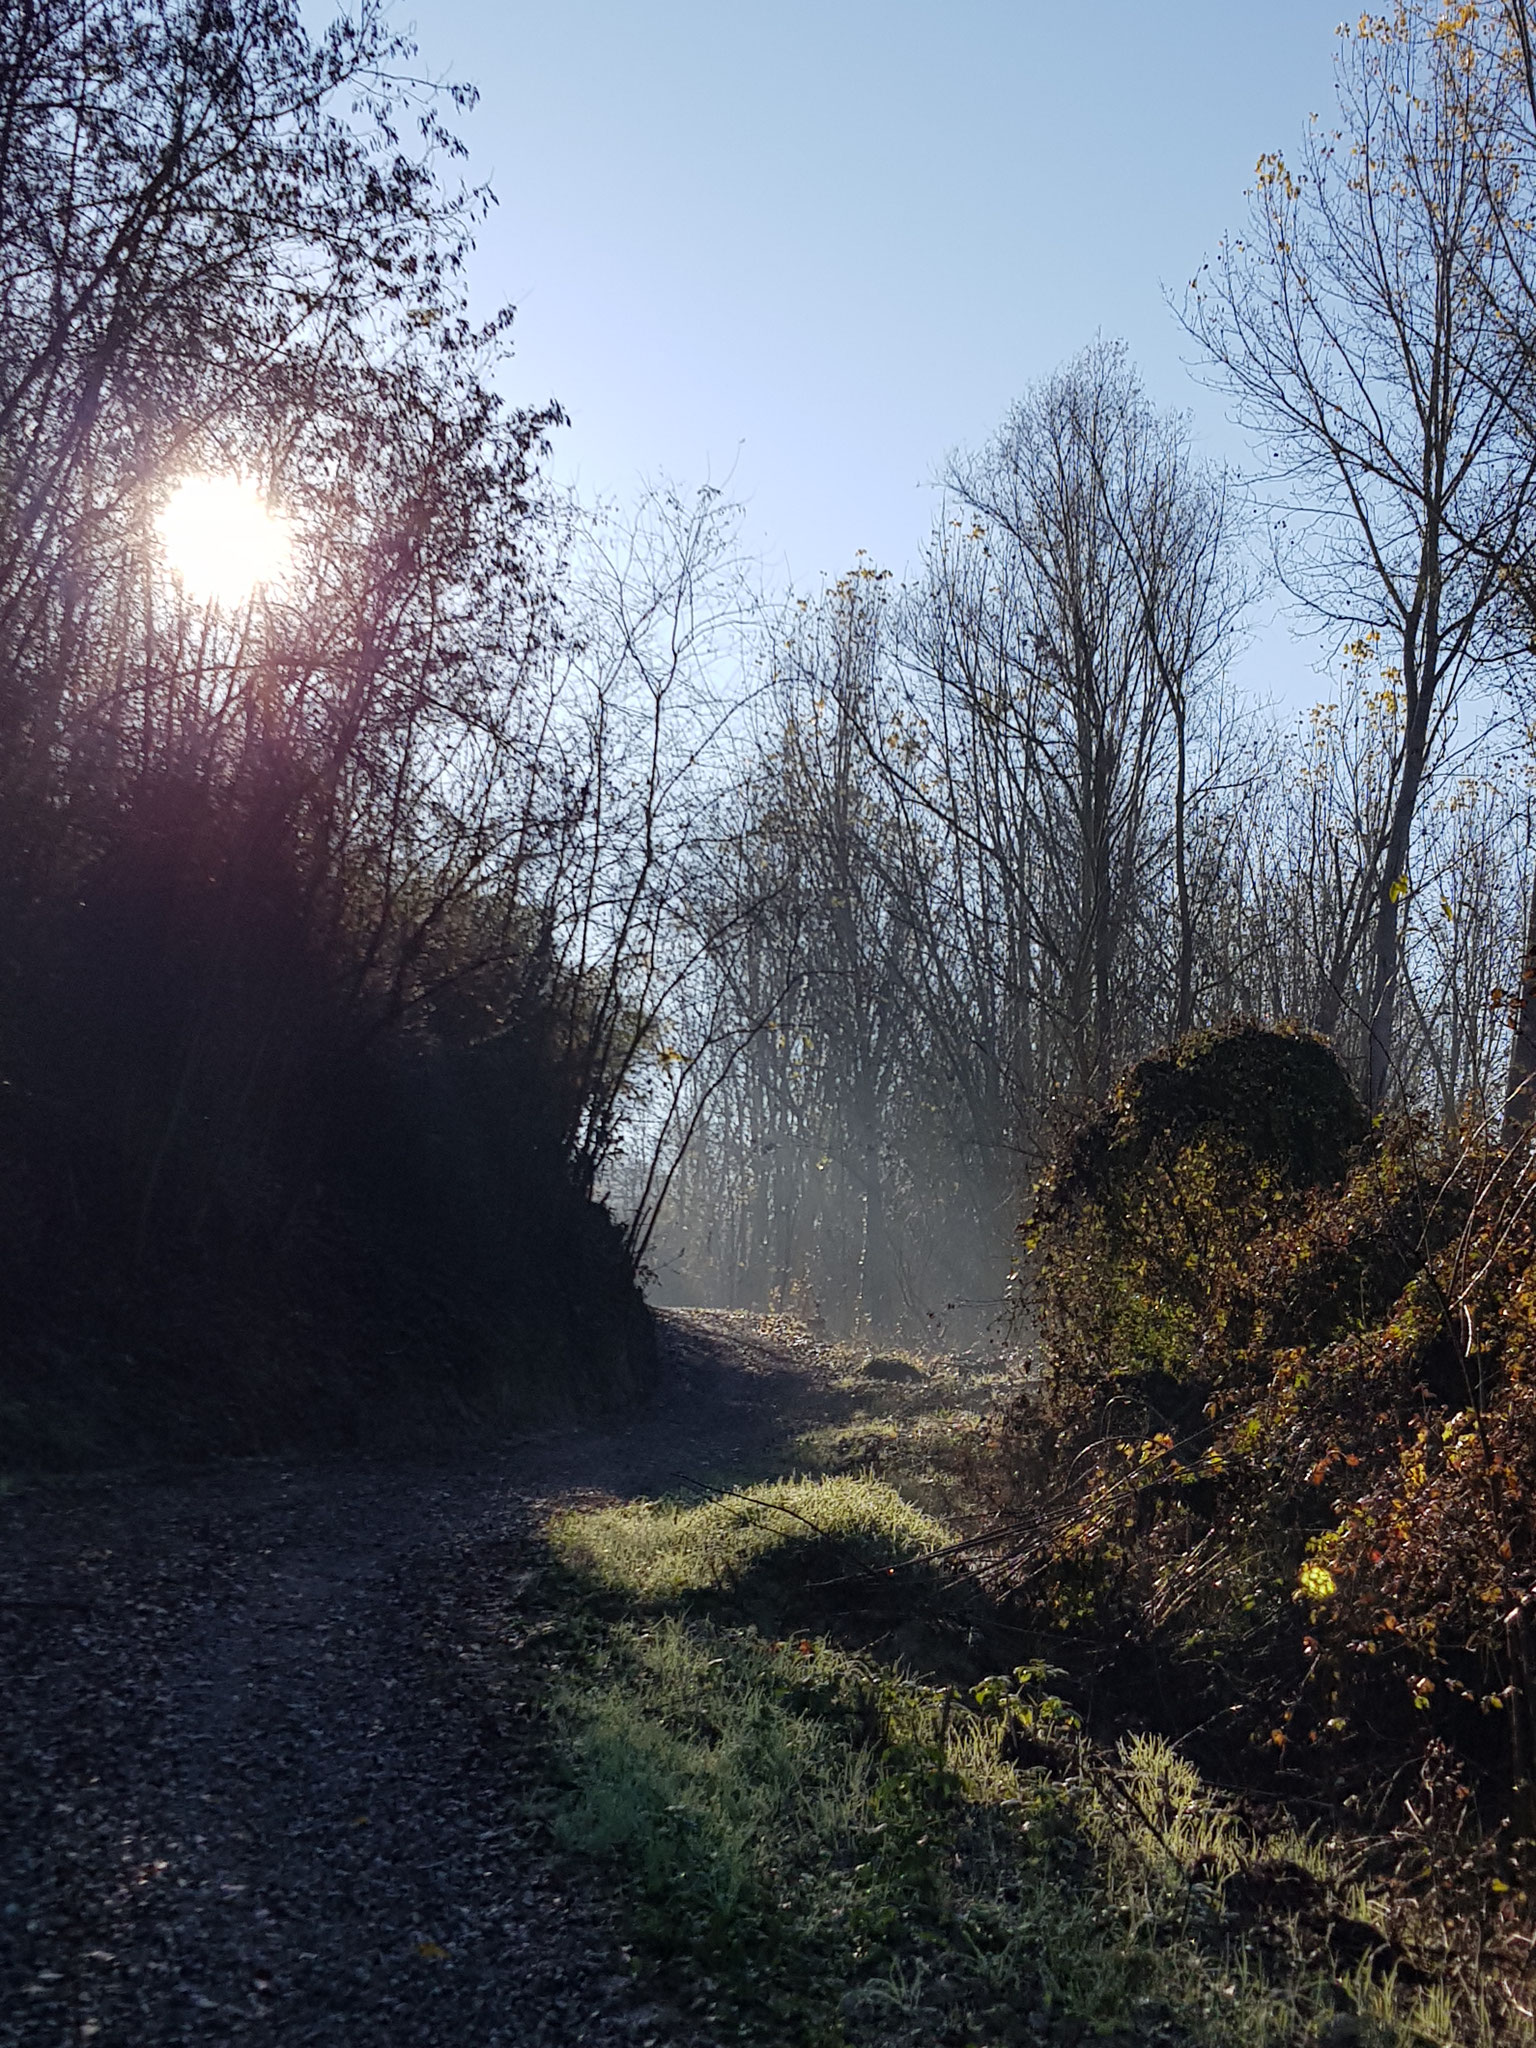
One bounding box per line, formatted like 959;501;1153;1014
993;1023;1536;1855
0;0;656;1461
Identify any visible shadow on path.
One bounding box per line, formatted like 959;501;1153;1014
0;1312;852;2047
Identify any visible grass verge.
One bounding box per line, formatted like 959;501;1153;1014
544;1467;1489;2048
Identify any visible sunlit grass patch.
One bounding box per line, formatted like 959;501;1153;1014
794;1408;989;1465
548;1472;954;1604
550;1616;1455;2047
779;1339;1023;1533
822;1341;1020;1407
540;1463;1501;2048
790;1417;996;1534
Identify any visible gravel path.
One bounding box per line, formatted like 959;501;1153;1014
0;1312;852;2047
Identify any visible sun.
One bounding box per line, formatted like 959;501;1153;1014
157;475;292;606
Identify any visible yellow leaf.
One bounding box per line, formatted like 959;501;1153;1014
416;1942;447;1962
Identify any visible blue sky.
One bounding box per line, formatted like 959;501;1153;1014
409;0;1352;704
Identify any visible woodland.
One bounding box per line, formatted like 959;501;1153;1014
13;0;1536;2041
4;0;1536;1403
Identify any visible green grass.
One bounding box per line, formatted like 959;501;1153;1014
536;1335;1518;2047
550;1611;1481;2048
550;1473;954;1601
549;1472;987;1677
786;1338;1021;1523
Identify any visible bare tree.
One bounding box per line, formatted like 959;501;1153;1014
1466;1;1536;1139
903;344;1241;1102
659;351;1250;1333
1185;2;1536;1107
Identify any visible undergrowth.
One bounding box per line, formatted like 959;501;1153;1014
535;1015;1536;2045
976;1024;1536;2035
1001;1037;1536;1779
545;1469;1488;2047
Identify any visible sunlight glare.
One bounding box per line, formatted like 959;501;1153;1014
157;475;291;605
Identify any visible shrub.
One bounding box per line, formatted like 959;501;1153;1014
1028;1022;1368;1409
0;802;655;1464
1000;1024;1536;1866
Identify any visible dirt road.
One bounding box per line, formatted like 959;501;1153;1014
0;1313;851;2047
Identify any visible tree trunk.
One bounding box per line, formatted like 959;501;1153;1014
1366;616;1435;1112
1503;859;1536;1145
1172;690;1194;1038
1366;869;1405;1113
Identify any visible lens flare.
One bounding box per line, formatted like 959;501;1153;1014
157;475;291;605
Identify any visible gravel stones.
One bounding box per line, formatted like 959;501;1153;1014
0;1315;837;2046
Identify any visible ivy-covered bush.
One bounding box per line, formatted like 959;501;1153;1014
1029;1022;1369;1407
1001;1022;1536;1844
